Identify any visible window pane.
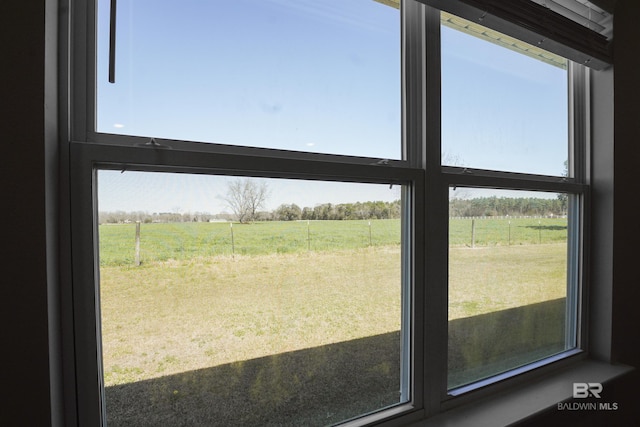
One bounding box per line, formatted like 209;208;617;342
441;14;569;176
448;187;575;389
97;171;408;425
96;0;401;159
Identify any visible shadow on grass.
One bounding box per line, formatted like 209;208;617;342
521;225;567;231
105;332;402;427
105;299;568;425
449;298;567;388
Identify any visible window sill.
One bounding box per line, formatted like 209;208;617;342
410;360;633;427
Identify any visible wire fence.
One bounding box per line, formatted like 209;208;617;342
449;216;568;247
99;219;402;266
99;217;568;266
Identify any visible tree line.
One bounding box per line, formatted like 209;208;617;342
98;211;229;224
449;196;568;218
276;200;401;221
99;200;402;225
99;196;569;224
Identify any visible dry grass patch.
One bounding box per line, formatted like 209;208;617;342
102;243;568;384
100;242;571;423
449;243;567;319
100;246;402;386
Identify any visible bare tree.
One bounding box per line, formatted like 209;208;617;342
442;151;466;167
224;178;269;223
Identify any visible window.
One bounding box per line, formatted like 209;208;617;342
441;12;569;175
439;13;586;394
97;173;410;426
448;188;577;390
72;1;418;425
67;0;602;426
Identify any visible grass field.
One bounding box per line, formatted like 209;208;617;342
99;217;567;266
99;219;401;266
448;217;567;247
98;218;569;425
99;218;568;380
101;245;405;425
449;243;566;318
100;246;402;385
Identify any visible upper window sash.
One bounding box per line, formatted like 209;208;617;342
440;59;589;187
436;4;590;185
415;0;612;69
79;0;407;163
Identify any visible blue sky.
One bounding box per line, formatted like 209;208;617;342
97;0;400;158
441;25;568;175
96;0;567;213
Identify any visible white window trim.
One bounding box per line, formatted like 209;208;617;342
61;1;632;426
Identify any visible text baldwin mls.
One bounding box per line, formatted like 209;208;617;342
558;402;619;411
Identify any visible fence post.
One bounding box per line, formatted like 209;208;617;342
368;221;372;246
307;220;311;251
135;221;141;266
538;220;542;244
471;219;476;248
230;222;235;255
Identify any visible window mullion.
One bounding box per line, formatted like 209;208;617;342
419;3;449;417
71;0;93;143
568;62;589;353
569;62;589;184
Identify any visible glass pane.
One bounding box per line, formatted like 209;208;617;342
441;14;569;176
96;0;401;159
98;171;408;425
448;187;575;389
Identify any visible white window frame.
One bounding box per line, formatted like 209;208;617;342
61;1;632;426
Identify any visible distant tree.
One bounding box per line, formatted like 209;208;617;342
274;203;302;221
301;207;314;220
224;178;269;223
557;160;569;215
313;203;333;220
442;151;466;167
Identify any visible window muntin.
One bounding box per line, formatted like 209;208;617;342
97;171;410;425
447;187;577;389
441;15;569;176
96;0;401;159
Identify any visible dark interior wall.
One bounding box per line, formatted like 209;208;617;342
517;0;640;425
0;0;638;426
611;0;640;371
605;0;640;421
590;0;617;14
1;1;56;426
586;0;640;422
